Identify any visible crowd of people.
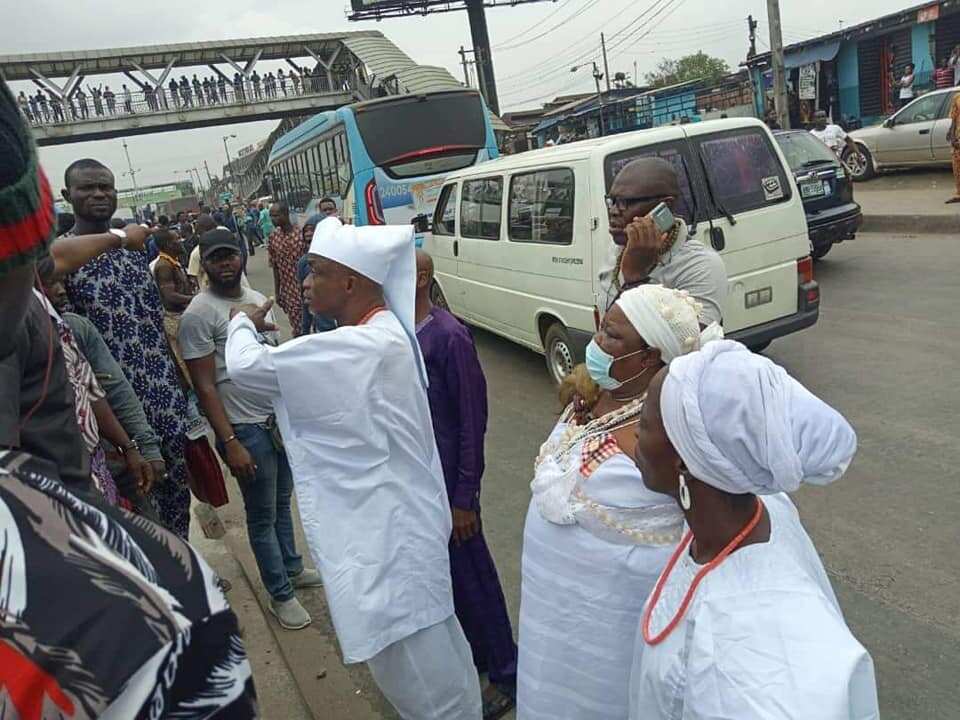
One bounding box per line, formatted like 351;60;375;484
1;69;882;720
14;62;346;126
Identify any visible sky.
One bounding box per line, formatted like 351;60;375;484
3;0;915;193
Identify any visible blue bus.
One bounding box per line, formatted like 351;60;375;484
266;89;499;238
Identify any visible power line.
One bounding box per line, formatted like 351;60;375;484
496;0;636;83
491;0;577;50
495;0;604;52
498;0;671;84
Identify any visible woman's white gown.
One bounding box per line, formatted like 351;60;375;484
517;421;682;720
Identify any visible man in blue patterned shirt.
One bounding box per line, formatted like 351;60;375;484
60;158;193;537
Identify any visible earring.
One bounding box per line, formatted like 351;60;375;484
678;473;692;511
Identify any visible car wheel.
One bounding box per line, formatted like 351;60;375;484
843;145;875;181
811;243;832;260
544;322;576;385
430;281;448;310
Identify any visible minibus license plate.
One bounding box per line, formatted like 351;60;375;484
801;180;826;199
745;287;773;309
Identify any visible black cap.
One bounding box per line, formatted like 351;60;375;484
199;228;240;260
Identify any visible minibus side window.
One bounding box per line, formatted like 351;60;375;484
696;129;792;215
433;185;458;236
508;168;575;246
460;178;503;240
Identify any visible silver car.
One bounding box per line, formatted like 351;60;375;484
846;87;959;181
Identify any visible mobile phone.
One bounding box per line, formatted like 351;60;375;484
648;202;675;234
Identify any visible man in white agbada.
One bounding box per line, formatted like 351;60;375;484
628;340;880;719
224;217;482;720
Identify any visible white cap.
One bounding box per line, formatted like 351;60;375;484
309;217;427;386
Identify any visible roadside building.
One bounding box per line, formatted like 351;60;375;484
745;1;960;128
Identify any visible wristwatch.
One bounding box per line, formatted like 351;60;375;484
109;227;130;249
117;439;139;456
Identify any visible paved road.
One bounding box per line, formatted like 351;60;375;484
244;231;957;718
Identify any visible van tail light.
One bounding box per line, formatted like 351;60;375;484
365;180;385;225
797;256;819;309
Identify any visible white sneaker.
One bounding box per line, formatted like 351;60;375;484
291;568;323;589
269;597;311;630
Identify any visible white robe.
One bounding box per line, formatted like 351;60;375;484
225;309;454;663
629;493;880;720
518;421;682;720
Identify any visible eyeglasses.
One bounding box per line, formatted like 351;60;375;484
604;195;664;211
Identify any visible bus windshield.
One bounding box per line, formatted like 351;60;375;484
354;92;487;178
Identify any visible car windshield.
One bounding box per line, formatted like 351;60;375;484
775;132;838;170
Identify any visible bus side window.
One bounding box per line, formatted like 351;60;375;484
433;185;458;236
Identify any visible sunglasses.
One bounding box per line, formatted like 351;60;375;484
604;195;665;211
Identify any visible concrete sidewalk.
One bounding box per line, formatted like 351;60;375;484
855;168;960;233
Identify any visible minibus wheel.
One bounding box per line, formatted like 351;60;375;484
544;323;575;385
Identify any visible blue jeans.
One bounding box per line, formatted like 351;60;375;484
225;423;302;601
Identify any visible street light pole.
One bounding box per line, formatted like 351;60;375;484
571;61;606;137
222;134;237;193
121;139;142;217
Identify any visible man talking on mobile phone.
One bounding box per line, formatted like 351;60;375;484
602;157;726;326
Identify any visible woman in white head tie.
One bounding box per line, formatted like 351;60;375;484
628;340;880;720
516;285;722;720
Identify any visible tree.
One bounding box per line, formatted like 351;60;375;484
645;52;730;88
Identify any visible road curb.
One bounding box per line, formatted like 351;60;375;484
860;213;960;234
222;528;383;720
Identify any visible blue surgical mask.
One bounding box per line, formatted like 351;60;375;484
585;339;648;390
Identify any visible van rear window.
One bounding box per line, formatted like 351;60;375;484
695;129;791;214
604;145;698;223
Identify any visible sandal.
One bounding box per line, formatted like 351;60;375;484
482;685;515;720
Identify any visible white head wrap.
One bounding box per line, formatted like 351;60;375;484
615;284;724;363
660;340;857;495
309;217;427;386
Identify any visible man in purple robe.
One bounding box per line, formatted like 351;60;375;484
415;251;518;720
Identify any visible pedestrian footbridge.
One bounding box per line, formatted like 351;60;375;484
0;31;464;146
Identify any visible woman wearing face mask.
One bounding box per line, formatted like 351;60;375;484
516;285;722;720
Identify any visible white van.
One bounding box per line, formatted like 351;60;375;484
423;118;819;383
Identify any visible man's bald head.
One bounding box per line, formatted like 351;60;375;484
416;249;434;279
415;249;434;298
612;157;681;199
607;157;681;244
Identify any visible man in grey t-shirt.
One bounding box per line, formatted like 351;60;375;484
602;157;727;325
179;229;321;630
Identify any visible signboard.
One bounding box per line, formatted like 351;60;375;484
117;184;183;205
219;191;234;203
917;4;940;22
798;63;817;100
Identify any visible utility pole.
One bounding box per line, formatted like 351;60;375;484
203;160;214;189
747;14;758;59
601;33;611;92
465;0;499;114
766;0;790;129
634;60;639;87
459;46;471;86
121;139;141;215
